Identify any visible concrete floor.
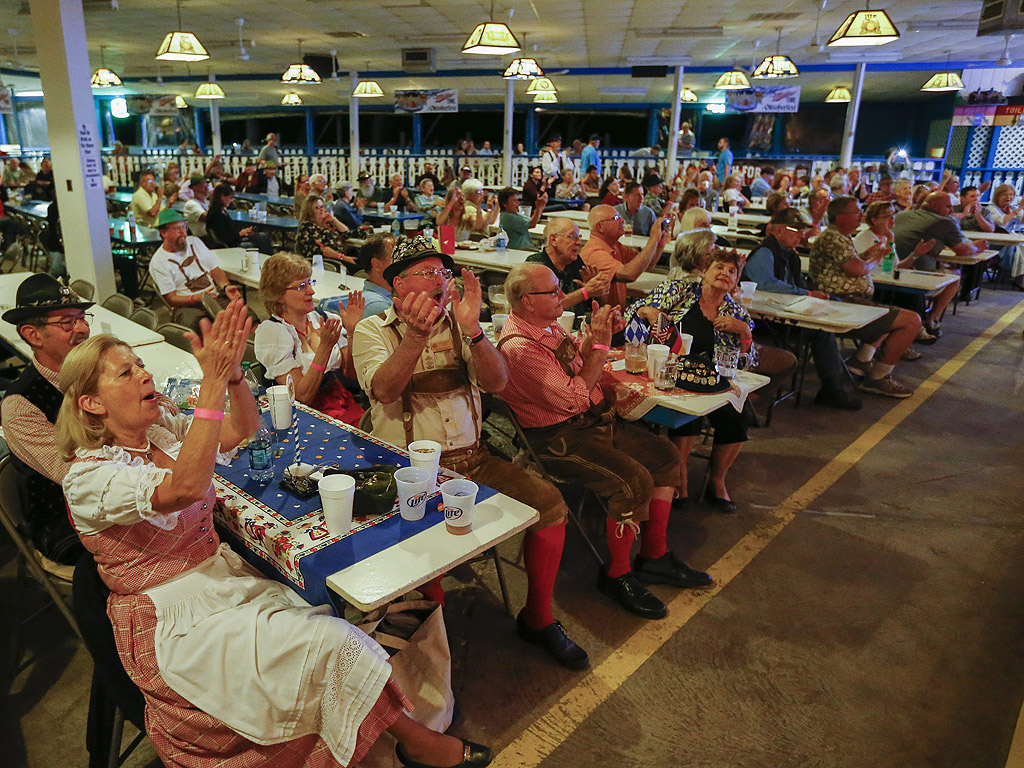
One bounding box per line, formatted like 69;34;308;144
3;285;1024;768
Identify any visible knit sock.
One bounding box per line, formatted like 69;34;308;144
855;344;876;363
418;575;445;605
639;497;671;560
521;521;566;630
605;517;636;578
869;361;895;380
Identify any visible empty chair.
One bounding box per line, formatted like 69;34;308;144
70;278;95;301
100;293;135;318
128;307;159;330
156;322;194;353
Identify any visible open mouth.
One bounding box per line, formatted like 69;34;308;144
142;392;157;402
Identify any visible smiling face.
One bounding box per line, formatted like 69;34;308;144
530;167;543;182
420;179;435;196
139;173;156;193
503;192;520;214
392;256;451;313
160;220;188;252
83;345;160;431
703;258;739;294
961;189;979;209
283;274;316;315
21;308;91;365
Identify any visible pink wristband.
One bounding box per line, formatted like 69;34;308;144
581;287;590;301
193;408;224;422
310;362;326;373
591;343;610;351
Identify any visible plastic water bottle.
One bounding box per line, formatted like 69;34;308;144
495;228;509;252
248;421;275;483
241;361;261;397
728;203;739;231
391;218;401;237
881;244;894;275
126;209;137;238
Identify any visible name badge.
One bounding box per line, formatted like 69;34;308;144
431;337;454;352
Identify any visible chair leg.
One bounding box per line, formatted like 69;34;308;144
108;708;125;768
488;547;513;618
567;496;604;565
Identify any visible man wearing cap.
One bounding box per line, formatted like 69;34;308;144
182;174;210;240
743;209;862;410
252;161;292;198
526;217;610;318
642;172;679;213
497;262;712;621
865;175;896;205
352;236;588;670
131;170;163;228
457;165;473;185
149;209;242;330
0;275;94;570
257;132;280;165
541;135;569;186
581;205;671;311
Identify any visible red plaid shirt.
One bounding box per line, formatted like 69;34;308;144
497;312;604;428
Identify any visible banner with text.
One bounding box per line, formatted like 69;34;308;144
394;89;458;114
0;87;12;116
126;95;180;117
727;86;800;114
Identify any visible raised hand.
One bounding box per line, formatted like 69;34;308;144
451;267;482;335
396;290;441;338
318;317;343;354
913;238;937;257
341;290;365;335
187;298;251;383
577;265;612;298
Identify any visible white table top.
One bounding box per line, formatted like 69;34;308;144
711;210;772;226
969;230;1024;246
0;273;164;357
449;246;534;272
544;210;590;224
139;341;202;388
939;248;997;265
214;248;365;297
326;489;538;611
796;256;959;293
749;292;888;333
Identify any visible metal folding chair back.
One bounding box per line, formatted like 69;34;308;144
70;279;95;301
100;293;135;318
128;307;159;330
156;322;194;353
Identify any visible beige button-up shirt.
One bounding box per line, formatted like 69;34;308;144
352;307;480;451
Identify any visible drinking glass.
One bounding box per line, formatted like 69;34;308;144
624;341;647;375
715;346;739;378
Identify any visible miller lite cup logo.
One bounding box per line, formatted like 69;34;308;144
406;491;429;509
444;505;465;522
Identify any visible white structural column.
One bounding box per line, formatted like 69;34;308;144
502;78;514;186
666;64;686;182
349;72;361;181
840;62;867;168
209;74;223;156
28;0;115;297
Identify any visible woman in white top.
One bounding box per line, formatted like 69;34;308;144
255;252;366;425
986;183;1024;288
853;202;934;269
56;307;492;768
722;174;750;209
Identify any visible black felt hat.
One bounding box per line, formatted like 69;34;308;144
382;234;456;286
2;274;94;325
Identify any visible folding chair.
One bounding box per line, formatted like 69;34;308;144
70;278;96;301
156;322;194;353
489;398;605;565
0;456;82;675
128;307;159;330
100;293;135;318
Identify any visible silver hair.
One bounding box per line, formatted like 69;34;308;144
504;262;550;311
669;229;716;279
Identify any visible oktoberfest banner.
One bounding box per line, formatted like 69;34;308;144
394;89;458;114
727;86;800;113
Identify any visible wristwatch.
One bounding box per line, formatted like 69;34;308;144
463;328;486;346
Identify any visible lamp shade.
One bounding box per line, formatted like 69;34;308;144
752;55;799;79
155;31;210;62
503;57;544;79
713;70;751;90
90;67;123;88
194;81;225;99
174;95;188;108
462;22;520;55
680;88;698;102
281;63;322;84
281;92;303;106
920;72;965;92
533;91;558;103
525;77;557;95
352;80;384;98
825;87;852;103
827;9;900;46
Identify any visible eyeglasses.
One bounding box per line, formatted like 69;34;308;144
42;313;93;332
286;279;317;292
555;232;582;243
403;268;453;280
526;288;564;297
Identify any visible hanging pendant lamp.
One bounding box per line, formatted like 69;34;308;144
353;64;384;98
714;68;751;90
463;0;520;55
680;88;698;102
827;2;900;47
155;0;210;62
281;93;303;105
194;79;225;99
533;92;557;103
753;30;799;78
525;77;557;95
282;39;322;84
91;45;123;88
825;87;852;103
174;95;188;108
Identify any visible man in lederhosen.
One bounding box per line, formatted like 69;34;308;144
149;209;243;330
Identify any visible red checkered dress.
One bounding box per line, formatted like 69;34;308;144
73;475;410;768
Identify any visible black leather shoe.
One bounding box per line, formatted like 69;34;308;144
516;611;590;670
634;551;713;589
671;495;691;511
596;567;667;619
706;490;738;514
814;386;862;411
396;739;492;768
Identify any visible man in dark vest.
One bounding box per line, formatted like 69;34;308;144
0;274;94;572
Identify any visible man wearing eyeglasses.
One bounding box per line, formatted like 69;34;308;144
0;275;96;572
352;236;588;670
526;217;611;318
150;209;242;331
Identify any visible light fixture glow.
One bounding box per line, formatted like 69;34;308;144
680;88;698;102
462;22;521;55
352;80;384;98
174;95;188;108
827;7;900;47
110;97;130;118
825;86;852;103
17;91;44;98
533;91;558;103
156;31;209;62
281;92;303;106
713;69;751;90
91;45;123;88
920;72;965;92
525;77;557;95
754;30;799;79
503;58;544;79
194;80;225;99
282;39;322;84
706;102;727;114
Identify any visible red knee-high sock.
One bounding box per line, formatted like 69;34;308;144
639;497;671;560
605;518;636;578
418;574;445;605
521;521;566;630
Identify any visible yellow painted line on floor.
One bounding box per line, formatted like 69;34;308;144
495;298;1024;768
1005;700;1024;768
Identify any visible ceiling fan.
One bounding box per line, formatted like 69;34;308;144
236;18;251;62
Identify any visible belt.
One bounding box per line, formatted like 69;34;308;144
440;442;481;466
